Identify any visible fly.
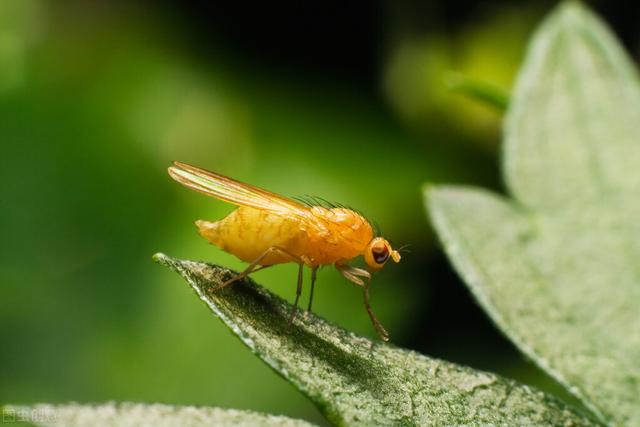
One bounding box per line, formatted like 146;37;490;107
168;161;401;341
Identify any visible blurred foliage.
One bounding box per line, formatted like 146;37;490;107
1;0;636;425
384;4;541;147
0;1;42;93
430;2;640;423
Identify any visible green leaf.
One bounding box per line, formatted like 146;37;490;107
154;253;598;427
504;2;640;209
2;403;316;427
427;3;640;426
445;72;509;111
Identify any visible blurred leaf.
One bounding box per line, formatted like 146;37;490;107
154;253;597;427
504;3;640;209
384;6;535;145
445;72;509;111
0;0;42;93
3;403;315;427
427;3;640;425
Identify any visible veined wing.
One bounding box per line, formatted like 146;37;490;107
168;161;312;217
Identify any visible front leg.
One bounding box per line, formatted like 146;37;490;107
363;282;389;341
335;262;388;341
335;262;371;286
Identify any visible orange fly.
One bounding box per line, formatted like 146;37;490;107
168;161;401;340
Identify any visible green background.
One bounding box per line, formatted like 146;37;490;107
1;1;633;424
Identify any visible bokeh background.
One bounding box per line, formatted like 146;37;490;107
1;1;638;424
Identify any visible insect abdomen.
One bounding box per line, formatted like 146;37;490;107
196;206;374;267
196;207;305;265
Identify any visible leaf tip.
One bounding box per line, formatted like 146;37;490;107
553;0;591;27
423;184;459;206
152;252;169;264
558;0;586;13
422;182;441;199
152;253;181;273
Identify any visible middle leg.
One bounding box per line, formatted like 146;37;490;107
288;263;304;328
307;267;318;312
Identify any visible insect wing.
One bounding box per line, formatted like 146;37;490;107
168;162;311;217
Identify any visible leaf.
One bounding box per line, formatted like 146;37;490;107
504;2;640;209
154;253;598;427
2;403;316;427
445;72;509;111
427;3;640;426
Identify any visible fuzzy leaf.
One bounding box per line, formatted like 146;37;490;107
504;2;640;209
2;403;316;427
427;3;640;426
154;253;597;427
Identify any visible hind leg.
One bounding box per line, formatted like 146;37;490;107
212;246;302;291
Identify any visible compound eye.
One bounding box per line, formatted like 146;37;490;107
371;245;389;264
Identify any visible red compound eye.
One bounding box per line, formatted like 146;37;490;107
372;246;389;264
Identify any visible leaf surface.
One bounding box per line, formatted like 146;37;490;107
427;3;640;425
154;253;597;427
504;2;640;209
3;403;316;427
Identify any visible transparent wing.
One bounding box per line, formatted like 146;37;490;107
168;161;312;217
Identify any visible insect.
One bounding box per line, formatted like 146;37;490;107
168;161;401;341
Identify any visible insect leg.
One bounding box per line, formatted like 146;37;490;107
307;267;318;312
348;266;371;280
213;248;280;291
341;268;364;286
336;265;363;286
336;263;389;341
288;263;304;328
363;282;390;342
335;263;370;286
249;264;272;274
